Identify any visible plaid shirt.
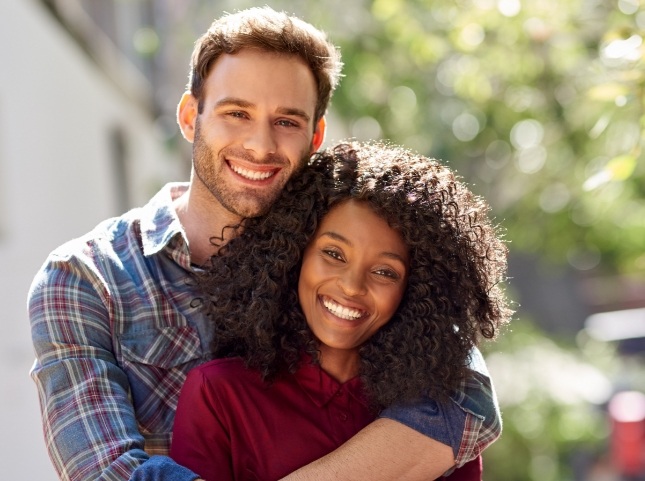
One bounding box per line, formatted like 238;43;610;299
29;183;501;481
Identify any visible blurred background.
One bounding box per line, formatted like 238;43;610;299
1;0;644;479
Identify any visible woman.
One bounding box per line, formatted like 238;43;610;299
170;141;512;480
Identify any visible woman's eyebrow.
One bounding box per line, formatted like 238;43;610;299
319;231;408;265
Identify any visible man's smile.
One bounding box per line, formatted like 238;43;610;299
229;162;278;181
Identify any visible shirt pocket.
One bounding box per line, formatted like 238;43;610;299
118;326;204;436
120;325;202;369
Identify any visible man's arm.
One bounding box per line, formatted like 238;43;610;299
29;254;199;481
280;418;454;481
281;347;499;481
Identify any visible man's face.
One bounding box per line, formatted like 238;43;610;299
181;49;322;219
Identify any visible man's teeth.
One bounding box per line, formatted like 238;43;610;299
231;164;274;180
323;298;364;320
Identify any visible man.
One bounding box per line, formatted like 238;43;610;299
29;7;500;481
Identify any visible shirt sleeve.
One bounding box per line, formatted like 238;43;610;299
170;366;235;481
129;457;201;481
378;347;501;468
29;252;199;481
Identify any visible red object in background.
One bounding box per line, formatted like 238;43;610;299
608;391;645;476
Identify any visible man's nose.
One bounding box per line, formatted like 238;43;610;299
242;122;277;159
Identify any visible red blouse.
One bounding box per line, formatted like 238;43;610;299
171;357;481;481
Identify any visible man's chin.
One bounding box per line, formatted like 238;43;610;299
227;198;274;219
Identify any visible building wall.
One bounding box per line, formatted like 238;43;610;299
0;0;184;477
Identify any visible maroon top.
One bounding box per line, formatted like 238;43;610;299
171;357;482;481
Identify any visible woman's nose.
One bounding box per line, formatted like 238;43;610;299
336;268;367;297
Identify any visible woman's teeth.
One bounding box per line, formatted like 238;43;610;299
323;297;364;320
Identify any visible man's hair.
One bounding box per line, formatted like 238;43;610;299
188;7;342;123
198;141;513;409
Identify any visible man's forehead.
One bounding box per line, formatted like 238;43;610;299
204;51;317;118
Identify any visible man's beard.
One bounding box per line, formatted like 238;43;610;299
192;121;309;218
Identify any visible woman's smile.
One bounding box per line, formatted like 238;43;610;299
321;295;368;321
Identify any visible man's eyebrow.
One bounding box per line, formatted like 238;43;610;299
277;107;311;123
213;97;311;123
319;231;408;265
214;97;254;109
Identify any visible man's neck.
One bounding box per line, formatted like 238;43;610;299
173;181;243;266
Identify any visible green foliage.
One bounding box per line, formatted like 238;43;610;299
329;0;645;276
481;320;615;480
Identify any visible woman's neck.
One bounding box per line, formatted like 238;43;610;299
317;346;360;383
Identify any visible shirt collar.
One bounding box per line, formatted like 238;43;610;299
294;358;370;409
140;182;191;265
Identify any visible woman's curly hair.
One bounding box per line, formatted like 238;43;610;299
198;141;512;409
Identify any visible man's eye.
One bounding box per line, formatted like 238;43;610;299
276;119;298;127
228;111;247;118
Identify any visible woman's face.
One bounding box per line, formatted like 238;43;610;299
298;199;409;358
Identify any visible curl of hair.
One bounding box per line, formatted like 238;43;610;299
198;141;512;409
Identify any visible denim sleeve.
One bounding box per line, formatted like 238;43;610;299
29;255;149;481
129;456;200;481
29;254;202;481
379;347;501;467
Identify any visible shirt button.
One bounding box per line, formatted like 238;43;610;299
338;413;348;421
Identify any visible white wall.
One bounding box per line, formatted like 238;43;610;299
0;0;184;478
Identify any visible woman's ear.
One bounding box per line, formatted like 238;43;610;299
177;92;198;143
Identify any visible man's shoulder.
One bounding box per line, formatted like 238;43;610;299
46;182;183;265
48;208;144;263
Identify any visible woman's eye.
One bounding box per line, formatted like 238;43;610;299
374;268;400;280
322;249;344;261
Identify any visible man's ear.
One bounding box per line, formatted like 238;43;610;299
311;117;327;153
177;92;198;143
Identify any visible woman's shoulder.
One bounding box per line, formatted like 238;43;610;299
187;357;260;385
